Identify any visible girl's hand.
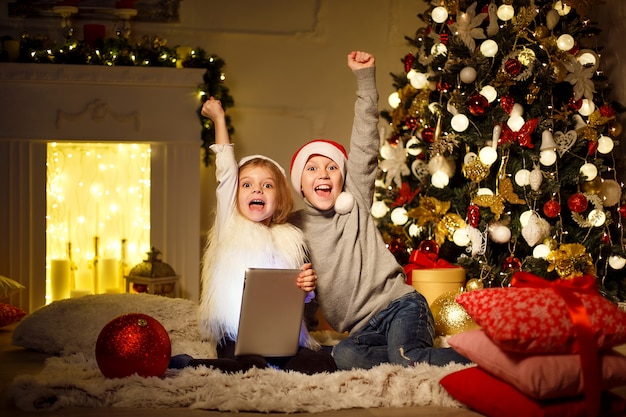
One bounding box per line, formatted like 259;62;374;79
297;263;317;292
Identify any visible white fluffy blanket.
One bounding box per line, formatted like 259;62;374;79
9;293;469;413
10;354;468;412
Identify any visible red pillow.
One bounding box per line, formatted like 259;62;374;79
0;302;26;327
448;329;626;399
440;366;626;417
456;288;626;354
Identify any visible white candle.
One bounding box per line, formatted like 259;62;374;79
76;267;94;293
99;258;119;293
50;259;71;301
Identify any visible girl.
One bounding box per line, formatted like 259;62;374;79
193;97;335;374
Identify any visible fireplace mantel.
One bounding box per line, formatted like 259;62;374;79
0;63;206;312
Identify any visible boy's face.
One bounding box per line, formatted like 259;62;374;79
237;165;277;226
300;155;344;211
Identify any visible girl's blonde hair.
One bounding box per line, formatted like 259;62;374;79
238;158;294;224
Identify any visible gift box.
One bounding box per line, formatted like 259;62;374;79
411;267;466;307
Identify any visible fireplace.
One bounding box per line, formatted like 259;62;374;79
0;62;206;312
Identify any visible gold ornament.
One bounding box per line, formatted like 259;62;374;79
608;121;623;138
553;61;568;83
462;158;491;182
430;291;479;337
411;196;451;227
465;278;484;291
435;213;466;246
546;243;596;279
499;177;526;205
473;194;505;220
581;176;602;194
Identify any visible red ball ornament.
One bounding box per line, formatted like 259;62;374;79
504;58;522;76
567;193;589;213
543;200;561;218
96;313;171;379
501;256;522;272
619;204;626;217
500;94;515;114
467;93;489;116
587;140;598;155
418;239;440;260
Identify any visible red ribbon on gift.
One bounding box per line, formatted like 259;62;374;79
510;272;601;417
403;250;456;285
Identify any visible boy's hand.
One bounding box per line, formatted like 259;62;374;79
347;50;375;71
297;263;317;292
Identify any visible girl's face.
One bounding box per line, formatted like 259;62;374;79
300;155;344;211
237;165;278;226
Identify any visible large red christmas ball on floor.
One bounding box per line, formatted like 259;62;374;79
96;313;171;379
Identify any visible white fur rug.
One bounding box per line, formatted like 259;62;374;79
10;353;469;413
9;293;469;413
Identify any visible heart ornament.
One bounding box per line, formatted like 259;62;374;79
554;130;577;157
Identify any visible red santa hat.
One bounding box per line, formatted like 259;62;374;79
290;139;354;214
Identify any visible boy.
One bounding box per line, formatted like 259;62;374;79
289;51;469;370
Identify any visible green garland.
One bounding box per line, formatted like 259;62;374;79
1;33;234;166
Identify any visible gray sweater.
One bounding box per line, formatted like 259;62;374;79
289;66;414;334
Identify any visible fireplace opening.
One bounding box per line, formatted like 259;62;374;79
46;142;151;302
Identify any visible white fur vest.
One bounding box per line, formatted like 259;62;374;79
198;212;319;350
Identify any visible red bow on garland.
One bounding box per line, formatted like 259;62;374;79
498;118;538;148
403;250;455;285
510;272;601;417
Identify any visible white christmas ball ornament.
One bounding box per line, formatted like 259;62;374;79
371;201;389;218
410;72;429;89
406;137;423;156
431;171;450;188
431;43;448;56
478;146;498;166
477;188;494;196
480;85;497;103
579;163;598;181
453;228;471;246
519;210;534;227
379;143;396;160
539;149;557;166
451;114;469;132
488;223;511;244
460;67;477;84
390;207;409;225
388;92;401;108
597;135;614;154
480;40;499;57
533;244;551;259
432;6;448;23
556;34;575;51
587;209;606;227
579;99;595;116
600;180;622;207
408;223;420;237
515;169;531;186
497;4;515;21
609;255;626;270
507;115;526;132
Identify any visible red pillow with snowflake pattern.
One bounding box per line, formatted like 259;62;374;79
456;287;626;354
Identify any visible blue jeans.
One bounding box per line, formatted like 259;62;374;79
331;291;471;370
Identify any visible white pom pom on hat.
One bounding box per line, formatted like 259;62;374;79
290;139;355;214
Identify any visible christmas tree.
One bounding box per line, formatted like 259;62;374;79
375;0;626;302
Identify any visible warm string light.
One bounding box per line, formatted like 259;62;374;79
46;142;151;302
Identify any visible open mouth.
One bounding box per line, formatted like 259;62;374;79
315;184;332;197
249;199;265;208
